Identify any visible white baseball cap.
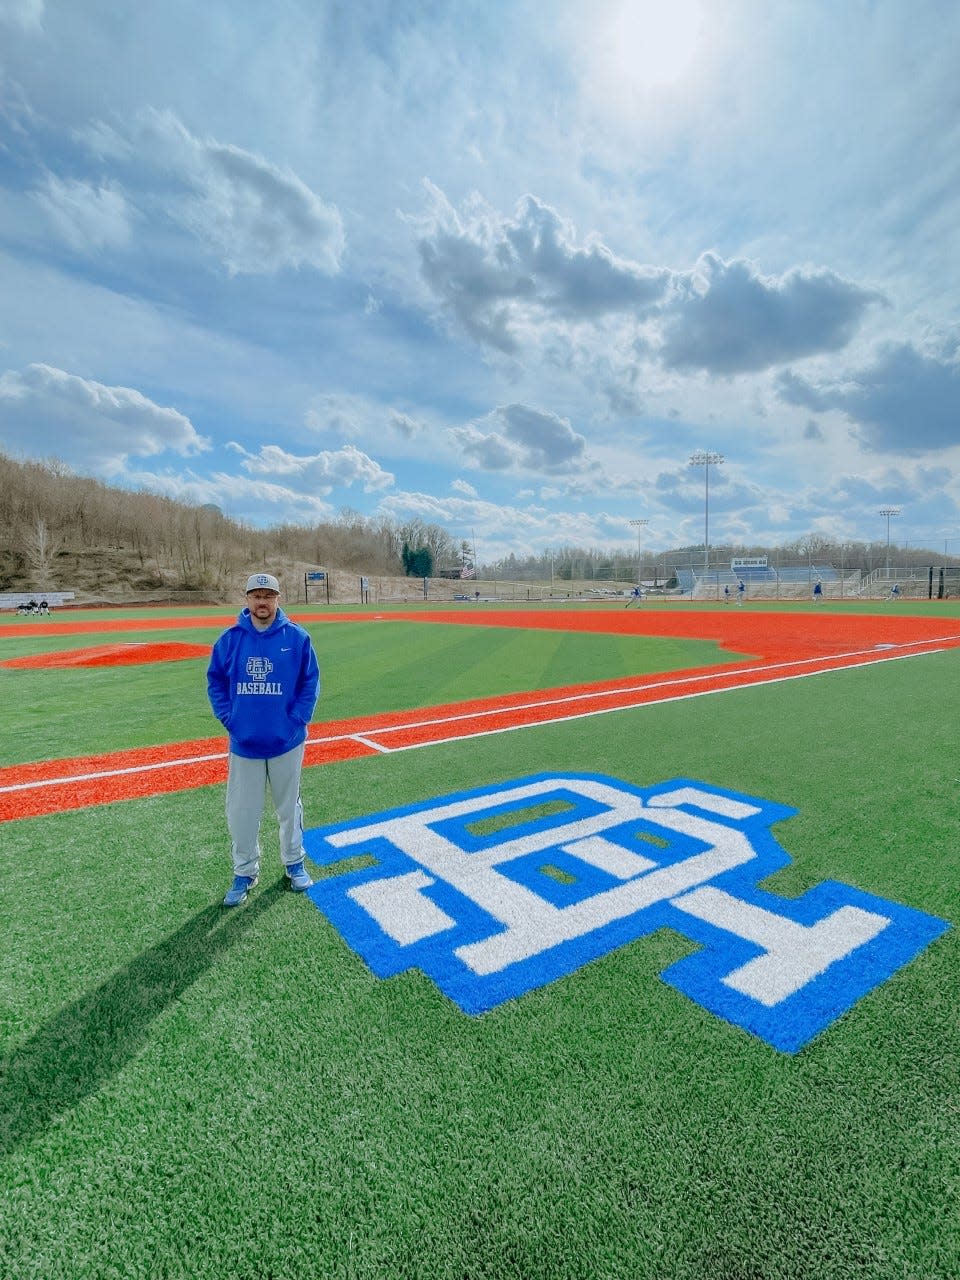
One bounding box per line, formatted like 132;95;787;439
245;573;280;594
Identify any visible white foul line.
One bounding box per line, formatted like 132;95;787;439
2;637;955;794
347;642;954;753
335;637;957;747
0;751;228;794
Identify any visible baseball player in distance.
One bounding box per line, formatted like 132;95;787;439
207;573;321;906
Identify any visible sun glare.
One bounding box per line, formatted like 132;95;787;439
590;0;704;94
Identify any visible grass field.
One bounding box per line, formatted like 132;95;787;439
1;599;958;1279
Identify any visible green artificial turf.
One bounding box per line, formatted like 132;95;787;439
0;621;738;762
0;607;957;1279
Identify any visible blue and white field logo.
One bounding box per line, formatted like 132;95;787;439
303;774;949;1052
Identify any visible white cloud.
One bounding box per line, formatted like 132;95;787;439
125;466;338;524
33;174;133;251
389;410;424;439
658;253;884;374
451;404;587;473
304;392;370;440
76;119;135;162
0;248;319;431
81;108;345;276
0;363;209;476
414;183;670;351
304;395;426;447
414;188;882;392
229;441;394;495
378;487;655;564
376;489;554;561
777;339;960;454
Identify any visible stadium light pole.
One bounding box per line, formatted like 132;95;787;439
689;451;724;579
879;506;901;574
629;518;649;587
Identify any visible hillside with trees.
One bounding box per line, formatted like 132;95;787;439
0;450;955;604
0;452;460;603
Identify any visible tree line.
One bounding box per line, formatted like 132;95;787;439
0;452;458;594
1;450;954;597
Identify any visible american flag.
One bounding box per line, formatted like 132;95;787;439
460;566;475;579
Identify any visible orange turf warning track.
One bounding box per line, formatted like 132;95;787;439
2;607;959;823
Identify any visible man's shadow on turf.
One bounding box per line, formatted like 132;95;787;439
0;879;287;1156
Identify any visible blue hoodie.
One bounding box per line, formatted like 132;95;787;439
207;606;320;759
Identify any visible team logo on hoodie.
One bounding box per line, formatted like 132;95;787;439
237;655;281;695
246;656;274;681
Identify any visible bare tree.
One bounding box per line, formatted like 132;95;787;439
23;515;60;588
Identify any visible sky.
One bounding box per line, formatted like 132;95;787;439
1;0;960;567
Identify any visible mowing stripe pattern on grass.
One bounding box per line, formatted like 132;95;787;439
1;608;958;821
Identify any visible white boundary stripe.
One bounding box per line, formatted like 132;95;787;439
0;751;228;794
2;637;955;796
334;638;954;749
350;734;392;754
351;643;953;754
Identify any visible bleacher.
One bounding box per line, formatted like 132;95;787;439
728;565;777;583
676;564;855;599
776;564;840;583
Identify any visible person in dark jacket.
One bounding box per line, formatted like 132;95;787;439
207;573;321;906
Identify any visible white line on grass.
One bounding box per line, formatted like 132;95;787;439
0;751;228;793
2;637;954;793
350;735;392;754
353;643;954;753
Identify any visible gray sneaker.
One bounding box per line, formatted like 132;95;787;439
285;861;313;892
223;873;259;907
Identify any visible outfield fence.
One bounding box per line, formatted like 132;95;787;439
684;564;960;601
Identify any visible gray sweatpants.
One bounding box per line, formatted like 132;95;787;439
225;743;307;877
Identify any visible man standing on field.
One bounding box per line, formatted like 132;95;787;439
207;573;320;907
